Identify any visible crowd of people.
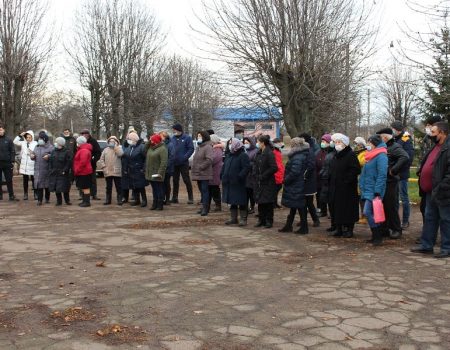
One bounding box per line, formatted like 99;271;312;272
0;116;448;257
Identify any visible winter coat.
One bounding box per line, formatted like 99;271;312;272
304;148;317;195
32;142;54;189
221;148;250;205
191;141;214;181
87;137;102;169
319;149;336;203
73;143;93;176
385;139;409;183
121;140;147;189
98;145;123;177
145;142;168;182
254;146;278;204
14;131;37;175
63;135;77;157
425;136;450;207
48;147;72;193
281;146;309;209
328;146;360;225
394;131;414;180
359;144;388;201
0;134;15;167
164;139;175;175
273;148;285;185
315;148;328;187
171;133;194;166
245;140;258;189
211;144;224;186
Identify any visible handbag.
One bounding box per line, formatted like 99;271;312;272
373;197;385;224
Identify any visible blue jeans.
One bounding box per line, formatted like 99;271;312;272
197;180;210;205
420;193;450;253
398;179;410;224
363;199;380;229
150;181;164;201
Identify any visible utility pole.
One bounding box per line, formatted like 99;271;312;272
367;88;371;138
344;44;350;134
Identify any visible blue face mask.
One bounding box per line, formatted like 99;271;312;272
366;145;372;151
38;139;45;146
108;143;115;148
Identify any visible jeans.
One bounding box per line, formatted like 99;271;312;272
397;179;410;224
420;193;450;253
172;164;193;200
363;199;379;229
197;180;209;205
150;181;164;201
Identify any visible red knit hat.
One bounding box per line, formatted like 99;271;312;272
150;133;162;145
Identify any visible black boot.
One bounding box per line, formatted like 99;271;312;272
279;212;295;232
103;193;112;205
64;192;72;205
116;193;122;206
226;208;238;225
156;200;164;211
200;203;209;216
264;218;273;229
33;190;38;200
121;190;129;204
130;190;140;206
150;200;157;210
55;193;63;206
140;189;147;207
79;193;91;207
368;227;383;246
332;226;343;237
238;209;248;226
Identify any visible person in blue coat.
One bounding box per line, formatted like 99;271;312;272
221;138;251;226
359;135;388;246
279;137;310;233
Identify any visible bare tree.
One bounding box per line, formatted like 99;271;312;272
0;0;52;136
195;0;378;137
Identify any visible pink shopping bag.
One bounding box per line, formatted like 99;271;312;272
373;197;385;224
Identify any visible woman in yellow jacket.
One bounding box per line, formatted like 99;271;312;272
354;137;368;224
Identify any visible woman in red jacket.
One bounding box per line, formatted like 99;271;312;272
73;136;93;207
272;138;285;208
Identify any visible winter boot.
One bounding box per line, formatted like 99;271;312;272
55;193;63;206
116;194;122;206
103;193;112;205
150;200;157;210
332;226;343;237
278;212;295;232
79;193;91;207
264;218;273;229
225;208;238;225
369;227;383;246
213;203;222;212
156;200;164;211
130;190;140;206
295;221;309;234
200;203;209;216
140;189;147;207
238;209;248;226
64;192;72;205
122;190;129;204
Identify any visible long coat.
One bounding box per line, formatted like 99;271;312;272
304;148;318;195
359;146;388;201
48;147;72;193
245;142;258;189
254;146;278;204
145;142;168;182
121;140;147;190
328;146;360;225
221;148;250;205
191;141;214;181
13;131;37;175
98;145;123;177
281;146;309;209
211;144;224;186
32;142;54;189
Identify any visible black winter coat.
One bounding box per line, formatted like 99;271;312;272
426;136;450;207
253;147;278;204
386;139;409;183
121;140;147;189
221;149;250;205
0;135;15;166
328;146;360;225
48;147;72;193
319;149;336;203
281;146;309;209
394;131;414;180
304;148;317;195
87;137;102;169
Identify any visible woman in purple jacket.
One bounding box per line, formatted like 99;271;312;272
209;134;224;211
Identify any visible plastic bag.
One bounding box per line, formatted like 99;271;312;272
373;197;385;224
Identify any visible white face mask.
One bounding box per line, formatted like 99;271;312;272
244;143;250;149
425;127;432;136
38;139;45;146
127;139;136;146
197;138;203;144
366;145;372;151
335;144;344;152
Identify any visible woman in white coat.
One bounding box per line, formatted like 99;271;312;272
13;130;37;200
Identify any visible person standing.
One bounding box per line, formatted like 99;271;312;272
62;129;77;157
279;137;310;233
354;136;368;224
98;136;123;205
170;124;194;204
0;124;18;201
376;128;409;239
411;122;450;258
159;131;175;206
31;131;54;205
209;134;224;212
316;134;332;218
191;131;214;216
243;137;258;214
13;130;37;200
73;136;93;207
80;129;101;200
254;135;278;228
391;121;415;229
48;137;72;205
359;135;388;246
272;138;285;209
328;133;360;238
145;134;168;210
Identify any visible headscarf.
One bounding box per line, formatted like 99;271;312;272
229;137;244;153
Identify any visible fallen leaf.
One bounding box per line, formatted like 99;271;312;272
96;261;106;267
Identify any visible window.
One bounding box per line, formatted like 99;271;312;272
261;123;273;130
244;123;256;130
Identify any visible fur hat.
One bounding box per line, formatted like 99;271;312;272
76;136;87;145
331;133;350;146
55;137;66;147
80;129;90;135
354;136;366;146
172;124;183;132
291;137;309;149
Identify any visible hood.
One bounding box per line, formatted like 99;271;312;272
288;143;310;157
24;130;35;141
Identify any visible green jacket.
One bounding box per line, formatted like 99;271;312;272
145;143;168;182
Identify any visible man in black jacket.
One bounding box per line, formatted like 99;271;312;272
411;122;450;258
0;125;18;201
376;128;409;239
80;129;102;200
62;128;77;157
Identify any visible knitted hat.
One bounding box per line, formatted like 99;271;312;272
368;134;382;147
321;134;332;143
76;136;87;145
376;128;393;135
38;131;49;143
210;134;221;144
425;115;442;125
55;137;66;147
354;136;366;146
331;133;350;146
127;132;139;142
150;133;162;145
172;124;183;132
291;137;309;149
390;121;404;131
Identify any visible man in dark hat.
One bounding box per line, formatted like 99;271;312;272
391;121;415;229
170;124;194;204
0;124;18;201
376;128;409;239
80;129;102;200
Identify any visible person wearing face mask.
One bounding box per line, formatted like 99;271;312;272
191;131;214;216
316;134;333;218
376;128;409;239
221;138;251;225
73;136;93;207
353;137;368;225
62;129;77;157
170;124;194;204
120;130;138;204
145;133;168;210
0;124;18;201
48;137;72;206
13;130;37;200
411;122;450;258
271;138;285;209
121;132;147;207
234;128;244;141
79;129;102;200
243;137;258;214
209;134;224;212
98;136;123;205
327;133;360;238
159;131;175;206
391;121;415;230
359;135;388;246
30;131;54;206
254;135;278;228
